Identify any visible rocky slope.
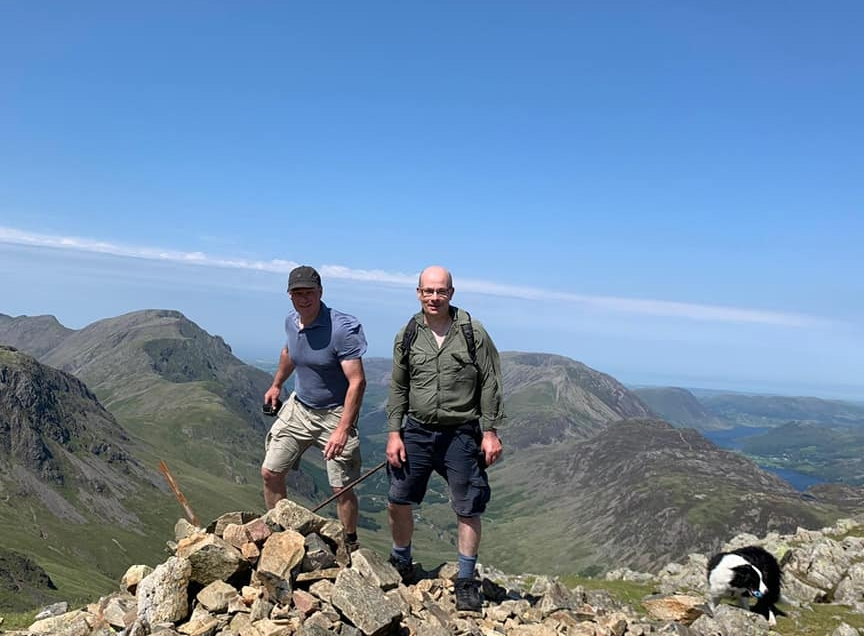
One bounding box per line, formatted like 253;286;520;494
8;500;864;636
0;345;154;525
0;314;290;610
482;418;852;576
0;309;275;484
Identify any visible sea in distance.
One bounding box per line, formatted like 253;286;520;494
703;426;824;492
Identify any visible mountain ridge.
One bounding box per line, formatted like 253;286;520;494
2;308;862;613
499;351;652;448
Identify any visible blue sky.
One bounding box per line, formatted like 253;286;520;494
1;2;862;399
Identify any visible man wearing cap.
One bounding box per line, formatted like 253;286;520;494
262;265;368;551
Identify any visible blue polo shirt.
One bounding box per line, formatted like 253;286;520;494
285;302;367;409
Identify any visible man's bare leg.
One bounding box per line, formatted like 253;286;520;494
334;486;358;535
388;502;414;547
262;467;287;510
457;515;481;557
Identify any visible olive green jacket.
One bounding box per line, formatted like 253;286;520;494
387;307;504;432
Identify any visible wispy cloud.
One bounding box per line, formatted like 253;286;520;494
0;226;822;327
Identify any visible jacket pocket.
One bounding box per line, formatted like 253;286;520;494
449;351;477;376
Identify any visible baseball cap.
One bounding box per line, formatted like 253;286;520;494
287;266;322;291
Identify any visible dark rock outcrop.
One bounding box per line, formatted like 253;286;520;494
0;346;148;524
0;547;60;613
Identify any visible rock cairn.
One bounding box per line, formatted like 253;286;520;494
7;502;864;635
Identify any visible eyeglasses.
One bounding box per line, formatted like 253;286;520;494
418;287;452;298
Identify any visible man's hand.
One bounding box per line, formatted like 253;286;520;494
386;432;407;468
323;428;350;461
264;386;282;408
480;430;503;467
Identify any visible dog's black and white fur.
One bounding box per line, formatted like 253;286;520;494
706;545;785;626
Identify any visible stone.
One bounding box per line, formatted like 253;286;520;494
242;541;261;561
292;589;320;617
349;547;402;591
221;522;251;549
209;511;259;537
100;592;137;628
258;529;306;580
331;567;403;635
302;533;337;571
642;594;705;624
33;601;68;619
121;564;154;594
26;610;90;636
137;556;192;624
197;579;240;613
176;532;248;586
175;518;199;541
264;499;329;536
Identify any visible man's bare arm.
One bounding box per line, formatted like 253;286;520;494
265;347;295;406
337;357;366;431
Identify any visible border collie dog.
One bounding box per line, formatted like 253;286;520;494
706;545;785;626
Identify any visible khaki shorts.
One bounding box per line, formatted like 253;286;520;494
263;393;361;487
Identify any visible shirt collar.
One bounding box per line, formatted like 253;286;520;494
294;301;329;329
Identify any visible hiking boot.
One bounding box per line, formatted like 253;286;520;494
454;577;482;613
345;539;360;554
388;554;416;585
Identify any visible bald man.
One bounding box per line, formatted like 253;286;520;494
385;265;504;612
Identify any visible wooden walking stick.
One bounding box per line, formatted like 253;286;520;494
158;460;202;527
312;460;387;513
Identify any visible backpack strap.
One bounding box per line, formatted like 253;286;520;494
460;312;476;364
400;317;419;367
400;309;476;368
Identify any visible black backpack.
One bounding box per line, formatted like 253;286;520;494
401;310;476;367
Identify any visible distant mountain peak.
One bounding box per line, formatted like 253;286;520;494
0;313;73;358
632;386;727;431
500;351;651;448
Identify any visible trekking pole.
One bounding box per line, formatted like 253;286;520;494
158;460;202;527
312;460;387;513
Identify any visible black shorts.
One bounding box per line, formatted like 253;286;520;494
387;418;490;517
